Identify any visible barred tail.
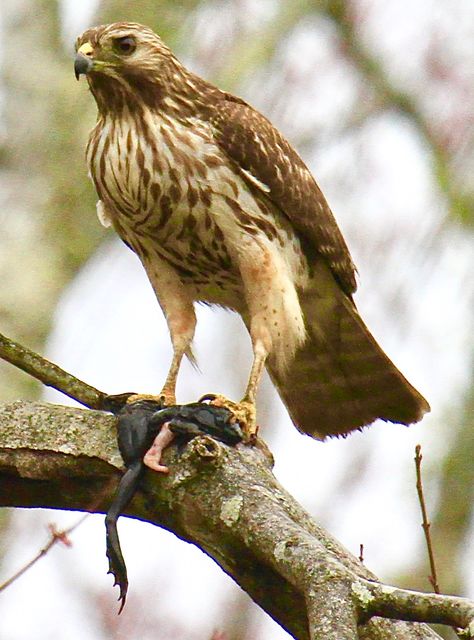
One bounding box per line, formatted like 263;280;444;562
267;264;430;439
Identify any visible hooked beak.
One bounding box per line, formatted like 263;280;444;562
74;42;94;80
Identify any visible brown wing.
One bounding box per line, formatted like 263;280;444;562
209;96;357;296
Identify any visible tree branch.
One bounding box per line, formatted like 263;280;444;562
355;581;474;631
0;331;106;409
415;444;440;593
1;400;472;639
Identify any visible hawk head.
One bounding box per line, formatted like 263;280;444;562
74;22;181;112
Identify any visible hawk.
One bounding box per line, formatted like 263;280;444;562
74;22;429;442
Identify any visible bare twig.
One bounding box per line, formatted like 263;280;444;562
0;517;86;592
0;477;116;593
0;331;109;410
415;444;440;594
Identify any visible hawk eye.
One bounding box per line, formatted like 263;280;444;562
113;36;136;55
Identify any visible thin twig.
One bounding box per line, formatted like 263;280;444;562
0;517;87;592
415;444;440;593
0;331;108;410
0;477;116;593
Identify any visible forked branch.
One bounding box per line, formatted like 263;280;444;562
0;330;106;409
0;334;473;638
0;398;473;639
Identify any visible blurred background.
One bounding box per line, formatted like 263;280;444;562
0;0;473;638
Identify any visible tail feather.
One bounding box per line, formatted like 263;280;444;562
267;264;430;439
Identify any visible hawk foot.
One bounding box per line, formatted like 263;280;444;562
199;394;258;442
126;391;175;407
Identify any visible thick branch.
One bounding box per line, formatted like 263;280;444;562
355;581;474;630
0;401;467;639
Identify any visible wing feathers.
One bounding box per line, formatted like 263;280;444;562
210;97;357;295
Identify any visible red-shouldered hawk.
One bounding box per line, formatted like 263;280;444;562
75;22;429;439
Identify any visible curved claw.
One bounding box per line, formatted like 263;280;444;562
197;393;218;403
197;395;258;441
100;392;138;414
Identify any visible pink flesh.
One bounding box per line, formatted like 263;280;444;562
143;422;175;473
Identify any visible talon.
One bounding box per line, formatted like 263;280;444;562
158;388;177;406
203;394;258;441
198;393;217;403
126;391;177;408
126;393;166;406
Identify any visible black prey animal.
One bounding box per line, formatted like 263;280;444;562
105;399;243;612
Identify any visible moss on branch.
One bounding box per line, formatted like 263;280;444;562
1;400;467;639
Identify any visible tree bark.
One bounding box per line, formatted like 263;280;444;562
0;401;471;640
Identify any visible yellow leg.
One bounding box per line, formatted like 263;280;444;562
157;346;187;406
205;337;269;440
243;339;268;405
126;345;188;408
126;317;195;409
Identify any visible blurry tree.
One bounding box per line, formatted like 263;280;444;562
322;0;473;226
0;0;104;400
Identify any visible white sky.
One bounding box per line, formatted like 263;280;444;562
59;0;100;45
